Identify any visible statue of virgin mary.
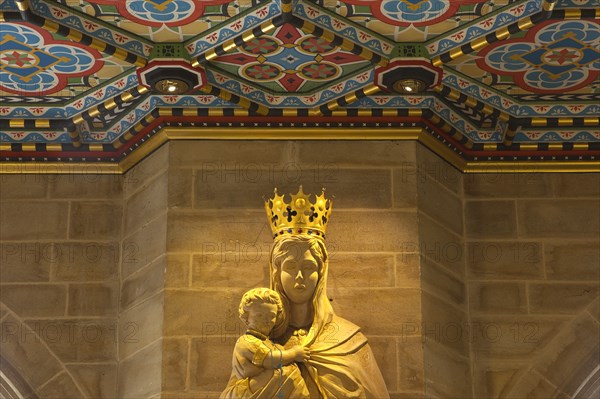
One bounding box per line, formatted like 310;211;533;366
222;187;390;399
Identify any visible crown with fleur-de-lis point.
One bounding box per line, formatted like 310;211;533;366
264;186;332;240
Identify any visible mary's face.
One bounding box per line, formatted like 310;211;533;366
280;246;319;304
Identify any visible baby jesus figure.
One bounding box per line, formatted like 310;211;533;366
220;288;310;399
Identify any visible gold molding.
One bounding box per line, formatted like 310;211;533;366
0;162;121;174
161;127;422;140
2;126;599;174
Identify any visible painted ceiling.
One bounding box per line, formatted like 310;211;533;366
0;0;599;172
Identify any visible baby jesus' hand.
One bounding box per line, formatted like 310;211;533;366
291;345;310;363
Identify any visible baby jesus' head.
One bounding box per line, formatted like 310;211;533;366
239;288;284;337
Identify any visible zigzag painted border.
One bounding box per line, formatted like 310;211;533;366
294;0;394;57
442;70;600;118
432;97;503;142
426;0;542;56
80;94;237;142
206;69;375;107
31;0;152;57
0;72;139;118
80;97;153;142
185;1;281;57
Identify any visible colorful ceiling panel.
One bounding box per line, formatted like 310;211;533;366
0;22;134;97
59;0;259;42
0;0;598;172
319;0;512;42
208;24;372;93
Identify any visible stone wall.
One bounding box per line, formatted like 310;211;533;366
1;173;122;398
118;145;170;399
464;172;600;398
416;145;472;398
1;141;598;399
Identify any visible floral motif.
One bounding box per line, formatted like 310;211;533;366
211;25;368;92
0;23;103;95
342;0;485;27
86;0;233;27
477;20;600;93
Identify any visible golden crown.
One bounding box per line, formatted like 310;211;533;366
264;186;332;240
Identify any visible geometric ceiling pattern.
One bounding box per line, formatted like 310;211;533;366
0;0;598;173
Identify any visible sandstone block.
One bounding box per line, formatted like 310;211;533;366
368;336;398;392
588;297;600;322
421;258;465;307
327;211;418;252
194;168;392;209
467;241;543;279
507;370;567;399
68;282;118;317
66;363;117;399
0;314;62;389
170;141;290;167
544;242;600;280
189;337;236;391
472;363;525;399
166;253;190;288
395;253;420;289
327;253;395;288
417;213;464;275
37;371;84;399
330;288;421;336
48;174;121;199
0;284;66;317
117;339;162;399
162;337;188;391
69;201;121;240
122;214;167;278
192;251;270;289
552;173;600;197
0;201;68;240
397;336;424;392
464;173;553;198
529;282;599;314
392;167;418;208
121;256;166;310
0;175;47;199
416;144;463;194
417;175;462;235
167;210;269;253
469;316;563;360
299;141;416;167
423;342;471;398
24;319;117;363
51;242;119;281
470;282;527;314
164;289;245;337
125;172;168;235
0;242;51;282
169;168;193;209
123;144;169;198
119;293;164;359
421;293;468;355
518;199;600;237
536;312;600;390
465;200;517;239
